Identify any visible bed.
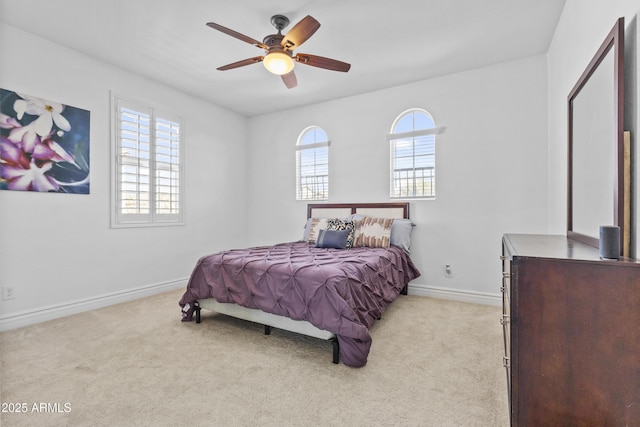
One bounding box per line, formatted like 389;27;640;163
179;202;420;367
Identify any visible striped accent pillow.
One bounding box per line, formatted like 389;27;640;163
354;217;394;248
307;218;329;244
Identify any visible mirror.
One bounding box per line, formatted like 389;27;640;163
568;17;628;255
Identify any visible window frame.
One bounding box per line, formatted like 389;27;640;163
296;125;330;201
388;108;436;200
110;92;185;228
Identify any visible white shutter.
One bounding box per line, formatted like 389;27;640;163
112;95;184;227
117;100;152;223
154;117;181;220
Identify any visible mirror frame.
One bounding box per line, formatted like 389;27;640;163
567;17;625;253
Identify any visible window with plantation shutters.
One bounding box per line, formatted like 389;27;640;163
111;95;184;227
296;126;329;201
389;109;436;199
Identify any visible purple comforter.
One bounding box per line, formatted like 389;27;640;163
179;241;420;367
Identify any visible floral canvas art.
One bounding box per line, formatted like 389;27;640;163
0;89;90;193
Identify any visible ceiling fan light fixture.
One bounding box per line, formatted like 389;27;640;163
263;51;294;75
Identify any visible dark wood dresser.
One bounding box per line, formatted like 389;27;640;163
501;234;640;426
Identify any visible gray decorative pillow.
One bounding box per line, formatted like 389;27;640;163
315;229;349;249
326;218;356;248
390;218;415;253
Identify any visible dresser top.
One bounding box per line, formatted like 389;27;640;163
503;234;639;264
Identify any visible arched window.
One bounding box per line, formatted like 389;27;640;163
389;109;436;199
296;126;329;200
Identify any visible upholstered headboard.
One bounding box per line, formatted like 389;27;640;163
307;203;410;220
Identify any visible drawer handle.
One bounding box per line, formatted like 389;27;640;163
500;315;510;325
503;356;510;368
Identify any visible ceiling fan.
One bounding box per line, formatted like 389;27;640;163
206;15;351;89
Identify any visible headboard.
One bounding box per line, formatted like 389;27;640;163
307;203;410;220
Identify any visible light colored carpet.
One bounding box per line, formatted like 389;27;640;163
0;289;509;426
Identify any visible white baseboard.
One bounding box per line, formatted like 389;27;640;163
408;283;501;307
0;280;499;331
0;278;188;332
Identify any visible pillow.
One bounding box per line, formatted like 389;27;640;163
354;217;394;248
306;218;328;244
346;213;365;221
302;218;313;241
390;218;415;253
326;218;356;248
315;229;350;249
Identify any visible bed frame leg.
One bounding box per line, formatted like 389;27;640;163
401;284;408;295
330;337;339;364
264;325;272;335
194;302;201;324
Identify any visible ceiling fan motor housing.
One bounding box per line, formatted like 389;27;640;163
263;34;286;50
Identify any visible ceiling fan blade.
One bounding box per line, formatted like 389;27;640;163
281;71;298;89
206;22;268;50
217;56;264;71
295;53;351;72
281;15;320;50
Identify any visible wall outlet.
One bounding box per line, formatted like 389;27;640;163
444;264;453;277
2;285;15;300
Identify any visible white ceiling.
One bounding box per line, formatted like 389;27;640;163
0;0;566;117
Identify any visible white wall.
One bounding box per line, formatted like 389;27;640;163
0;23;249;328
10;0;636;325
245;55;550;299
547;0;640;256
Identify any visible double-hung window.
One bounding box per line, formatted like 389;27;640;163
111;95;184;227
389;109;436;199
296;126;329;201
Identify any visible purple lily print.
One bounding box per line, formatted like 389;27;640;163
0;89;90;193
